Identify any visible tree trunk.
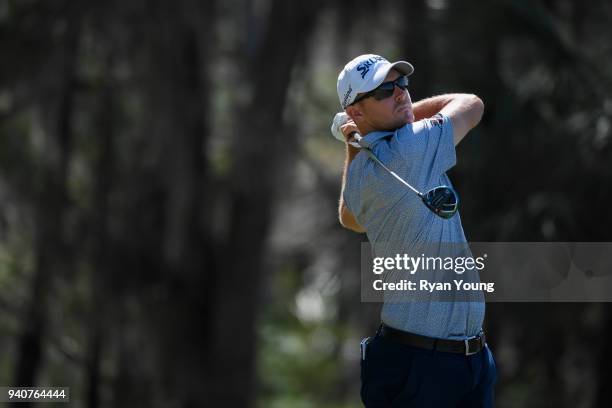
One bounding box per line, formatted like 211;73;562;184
12;7;80;400
205;0;326;405
86;49;118;408
594;305;612;407
134;0;215;405
402;0;433;100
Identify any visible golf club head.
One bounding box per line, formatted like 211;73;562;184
422;186;459;219
331;112;350;142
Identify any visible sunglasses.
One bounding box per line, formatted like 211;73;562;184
352;75;409;105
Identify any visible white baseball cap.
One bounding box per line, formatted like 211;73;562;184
337;54;414;109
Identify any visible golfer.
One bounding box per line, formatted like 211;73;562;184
337;54;497;407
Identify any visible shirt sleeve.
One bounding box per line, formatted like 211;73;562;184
397;113;456;181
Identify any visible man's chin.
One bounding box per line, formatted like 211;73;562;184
400;111;415;125
396;108;414;124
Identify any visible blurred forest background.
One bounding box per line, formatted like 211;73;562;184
1;0;612;407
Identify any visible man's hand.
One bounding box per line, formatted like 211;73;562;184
340;118;359;141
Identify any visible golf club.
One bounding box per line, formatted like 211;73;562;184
331;112;459;219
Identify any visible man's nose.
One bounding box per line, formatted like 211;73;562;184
394;86;408;102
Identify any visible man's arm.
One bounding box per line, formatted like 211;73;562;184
338;121;365;233
412;94;484;145
339;142;365;232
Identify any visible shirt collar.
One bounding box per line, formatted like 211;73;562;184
360;129;397;149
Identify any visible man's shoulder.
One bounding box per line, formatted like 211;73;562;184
394;119;428;145
396;115;451;144
411;114;448;132
398;118;431;136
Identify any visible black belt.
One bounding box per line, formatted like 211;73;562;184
380;324;486;356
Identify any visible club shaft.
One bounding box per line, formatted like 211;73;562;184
364;150;423;196
349;133;423;196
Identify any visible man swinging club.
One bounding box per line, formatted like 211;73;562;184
334;54;497;407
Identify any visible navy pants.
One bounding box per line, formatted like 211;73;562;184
360;331;497;407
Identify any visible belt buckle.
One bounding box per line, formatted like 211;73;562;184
361;337;371;361
464;337;478;356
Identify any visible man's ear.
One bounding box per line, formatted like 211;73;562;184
345;105;363;122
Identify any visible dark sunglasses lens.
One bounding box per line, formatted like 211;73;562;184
371;76;409;100
378;81;395;91
396;76;409;89
372;88;395;100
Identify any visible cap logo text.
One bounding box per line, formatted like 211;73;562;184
342;85;353;108
356;56;386;79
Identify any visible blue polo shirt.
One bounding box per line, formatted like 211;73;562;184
343;114;485;340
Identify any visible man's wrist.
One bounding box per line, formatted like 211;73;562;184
346;143;361;160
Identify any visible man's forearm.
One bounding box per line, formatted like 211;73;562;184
339;142;360;212
412;94;461;121
339;143;365;232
